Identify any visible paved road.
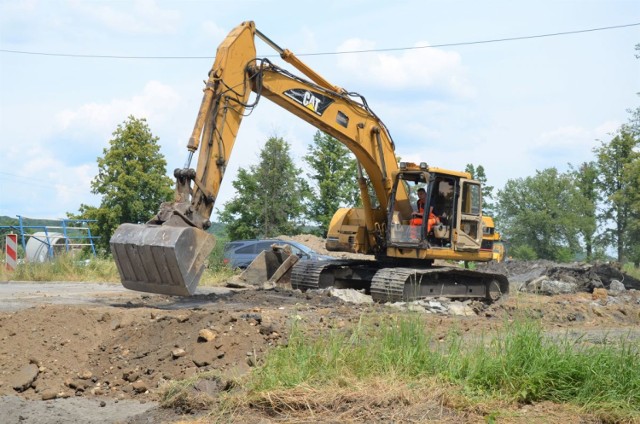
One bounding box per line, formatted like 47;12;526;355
0;281;233;312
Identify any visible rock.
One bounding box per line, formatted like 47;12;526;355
608;280;626;295
41;389;58;400
77;370;93;380
194;378;221;396
10;363;39;392
258;324;275;335
447;302;476;316
592;288;608;300
427;300;448;312
525;277;578;295
328;288;374;304
240;313;262;323
198;329;217;342
91;387;105;396
29;357;42;367
192;345;214;367
171;348;186;359
262;281;277;290
407;304;427;313
123;371;139;383
132;380;147;393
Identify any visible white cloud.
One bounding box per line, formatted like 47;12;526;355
200;20;228;42
0;0;36;13
55;80;182;142
0;145;98;219
69;0;181;35
336;38;474;97
533;120;621;153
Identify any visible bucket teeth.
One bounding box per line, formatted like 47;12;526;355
110;223;216;296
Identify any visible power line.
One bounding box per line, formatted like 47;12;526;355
0;171;92;194
1;22;638;59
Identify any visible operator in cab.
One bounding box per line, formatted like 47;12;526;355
410;188;440;236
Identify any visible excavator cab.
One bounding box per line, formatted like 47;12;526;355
385;163;488;260
387;164;458;248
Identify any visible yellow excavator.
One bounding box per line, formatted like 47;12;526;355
110;21;509;302
481;216;506;262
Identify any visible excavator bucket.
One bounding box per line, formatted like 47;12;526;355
237;245;299;288
110;223;216;296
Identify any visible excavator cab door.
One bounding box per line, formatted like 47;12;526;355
454;179;482;251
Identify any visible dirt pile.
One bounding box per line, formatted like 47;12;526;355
478;260;640;293
0;288;367;404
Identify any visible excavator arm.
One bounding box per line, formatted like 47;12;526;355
110;21;406;296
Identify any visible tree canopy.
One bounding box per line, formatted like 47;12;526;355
70;116;173;253
594;124;639;263
465;164;494;216
218;135;311;240
495;168;587;261
304;131;359;234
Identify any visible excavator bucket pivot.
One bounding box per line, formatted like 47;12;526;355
110;223;216;296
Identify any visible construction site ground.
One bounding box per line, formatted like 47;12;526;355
1;235;639;423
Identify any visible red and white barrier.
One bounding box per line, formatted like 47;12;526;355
5;234;17;271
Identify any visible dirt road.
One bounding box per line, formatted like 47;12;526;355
1;264;639;423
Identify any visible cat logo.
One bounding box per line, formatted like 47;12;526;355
283;88;334;116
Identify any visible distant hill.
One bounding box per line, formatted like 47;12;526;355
207;221;227;239
0;215;63;229
1;215;229;248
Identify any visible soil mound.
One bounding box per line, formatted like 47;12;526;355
478;260;640;292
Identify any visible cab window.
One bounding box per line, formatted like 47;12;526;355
462;183;481;215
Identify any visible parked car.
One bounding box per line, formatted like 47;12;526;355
222;239;334;269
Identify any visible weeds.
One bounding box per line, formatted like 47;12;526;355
1;254;118;282
0;253;237;286
249;315;640;421
623;262;640;280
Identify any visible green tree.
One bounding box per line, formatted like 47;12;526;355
219;135;310;240
70;116;173;252
568;161;599;261
620;106;640;266
495;168;584;261
594;126;639;262
304;131;359;234
624;157;640;266
465;164;495;215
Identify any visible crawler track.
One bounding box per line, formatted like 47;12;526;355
292;259;509;303
291;259;379;292
371;266;509;303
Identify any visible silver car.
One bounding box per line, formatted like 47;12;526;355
222;239;334;269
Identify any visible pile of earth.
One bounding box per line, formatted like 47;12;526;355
0;288;375;405
478;260;640;294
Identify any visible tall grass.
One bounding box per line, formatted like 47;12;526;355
0;252;237;286
0;254;119;282
623;262;640;280
250;315;640;419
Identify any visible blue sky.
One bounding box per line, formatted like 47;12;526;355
1;0;638;221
